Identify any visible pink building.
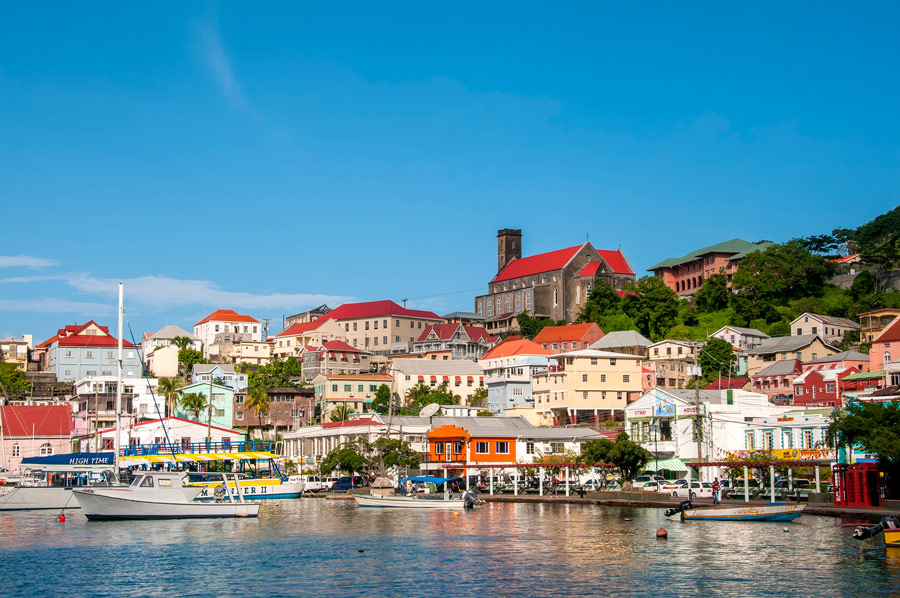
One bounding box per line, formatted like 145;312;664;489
648;239;773;296
869;317;900;372
1;404;73;472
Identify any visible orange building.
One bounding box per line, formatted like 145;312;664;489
533;323;604;352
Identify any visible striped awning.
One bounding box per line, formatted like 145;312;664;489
649;457;688;472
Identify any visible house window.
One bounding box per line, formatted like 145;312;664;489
496;442;509;454
583;391;588;400
802;429;814;449
452;441;463;454
582;374;588;382
435;441;444;454
383;320;387;329
475;442;489;454
576;285;581;304
783;431;793;449
506;296;512;312
610;359;616;366
526;442;535;454
515;294;521;312
332;384;338;392
600;374;606;382
746;431;755;450
86;351;93;358
344;384;352;392
373;321;378;330
39;443;53;456
11;444;20;457
365;322;370;331
623;375;630;383
358;384;364;392
590;358;597;365
762;431;774;450
525;293;532;310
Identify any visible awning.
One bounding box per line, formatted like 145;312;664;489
417;376;424;381
649;457;688;472
329;352;336;359
341;352;348;359
442;376;450;381
467;376;474;381
454;376;461;382
430;376;437;381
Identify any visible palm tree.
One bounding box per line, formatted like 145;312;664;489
330;403;353;422
404;383;430;409
245;387;271;430
170;336;194;351
157;377;184;418
179;392;208;421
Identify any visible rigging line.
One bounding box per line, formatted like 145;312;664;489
123;309;175;454
401;286;485;302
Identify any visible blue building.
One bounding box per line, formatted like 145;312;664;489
174;382;235;430
45;321;143;382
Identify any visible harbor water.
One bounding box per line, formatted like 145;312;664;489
1;499;899;597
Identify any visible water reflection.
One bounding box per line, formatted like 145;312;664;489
1;500;899;597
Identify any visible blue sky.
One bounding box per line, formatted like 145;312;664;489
1;3;898;343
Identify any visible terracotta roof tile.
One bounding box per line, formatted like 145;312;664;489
195;309;260;326
480;338;553;360
318;300;441;322
533;323;602;344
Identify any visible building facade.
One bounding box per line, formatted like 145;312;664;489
790;312;859;346
389;359;486;406
479;338;553;414
533;323;604;353
315;300;443;356
272;318;347;358
710;326;769;351
648;238;773;296
300;341;372;382
746;334;839;377
193;309;262;358
312;373;393;418
408;323;499;361
1;405;73;471
44;321;142;382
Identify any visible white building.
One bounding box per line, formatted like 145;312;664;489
141;325;201;364
624;388;831;481
389;359;485;405
710;326;770;351
99;417;246;448
194;309;262;358
791;312;859;346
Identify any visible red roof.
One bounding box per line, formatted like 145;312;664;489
702;378;750;390
318;300;441;322
492;245;582;283
321;418;378;429
57;335;136;348
416;323;498;344
493;245;634;283
321;340;364;353
195;309;260;326
0;404;72;437
876;317;900;343
533;323;602;344
276;321;325;337
480;338;552;360
38;321;112;348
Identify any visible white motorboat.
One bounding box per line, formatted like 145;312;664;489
73;471;260;520
665;500;806;522
353;494;470;509
0;452;120;511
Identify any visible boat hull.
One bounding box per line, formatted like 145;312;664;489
0;486;81;511
73;490;260;520
353;494;466;508
885;529;900;548
192;479;303;501
681;503;806;522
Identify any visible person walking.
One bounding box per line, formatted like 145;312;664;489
712;477;720;505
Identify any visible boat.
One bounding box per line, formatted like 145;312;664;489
854;515;900;548
664;500;806;522
73;470;260;520
120;441;302;501
0;452;120;511
353;476;482;509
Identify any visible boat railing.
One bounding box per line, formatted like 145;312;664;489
122;440;273;456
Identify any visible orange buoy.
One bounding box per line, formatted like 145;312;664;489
624;518;632;521
58;514;66;523
656;528;667;539
453;512;459;517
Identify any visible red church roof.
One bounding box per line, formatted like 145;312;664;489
493;245;633;283
0;404;73;437
318;300;441;322
195;309;260;326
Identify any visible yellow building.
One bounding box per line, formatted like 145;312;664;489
533;349;643;426
746;334;839;377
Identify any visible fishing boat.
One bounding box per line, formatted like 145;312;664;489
73;470;260;520
854;516;900;548
664;500;806;522
0;452;120;511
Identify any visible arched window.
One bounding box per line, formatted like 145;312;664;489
506;295;512;313
576;285;581;305
553;287;559;306
525;292;532;310
515;293;521;312
39;443;53;456
11;444;20;457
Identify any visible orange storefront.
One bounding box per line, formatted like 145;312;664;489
426;425;518;473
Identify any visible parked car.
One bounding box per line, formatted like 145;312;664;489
673;481;714;499
657;480;682;493
292;475;323;493
641;481;662;492
331;476;369;493
632;474;666;489
322;476;340;491
774;478;814;489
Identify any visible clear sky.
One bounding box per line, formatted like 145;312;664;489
1;3;898;343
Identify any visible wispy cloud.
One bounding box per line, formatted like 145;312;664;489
66;275;354;312
0;297;113;314
194;11;260;121
0;255;59;268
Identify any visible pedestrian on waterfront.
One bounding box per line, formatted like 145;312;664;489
712;477;720;505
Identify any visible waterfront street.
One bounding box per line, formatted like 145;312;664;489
1;499;899;597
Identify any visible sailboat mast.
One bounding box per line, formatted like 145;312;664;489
115;282;123;472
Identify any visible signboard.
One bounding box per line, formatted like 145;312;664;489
681;406;699;416
654;402;675;417
20;452;115;467
631;409;649;417
771;449;832;461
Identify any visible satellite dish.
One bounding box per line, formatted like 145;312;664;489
419;403;441;418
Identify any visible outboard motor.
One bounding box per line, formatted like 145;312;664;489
664;500;694;521
462;489;483;509
854;515;900;540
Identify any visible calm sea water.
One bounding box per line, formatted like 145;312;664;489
1;499;898;597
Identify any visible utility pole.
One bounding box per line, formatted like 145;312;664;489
690;351;703;480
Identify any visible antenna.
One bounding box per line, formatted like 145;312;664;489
402;298;408;308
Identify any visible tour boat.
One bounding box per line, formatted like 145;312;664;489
73;470;259;520
190;475;304;500
665;500;806;522
353;494;473;509
0;452;120;511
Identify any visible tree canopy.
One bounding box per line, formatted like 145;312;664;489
244;355;302;388
177;348;208;373
245;387;271;428
578;432;651;483
697;338;736;387
370;384;393;415
828;400;900;498
400;382;460;415
0;363;31;395
179;392;208;421
319;437;420;479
